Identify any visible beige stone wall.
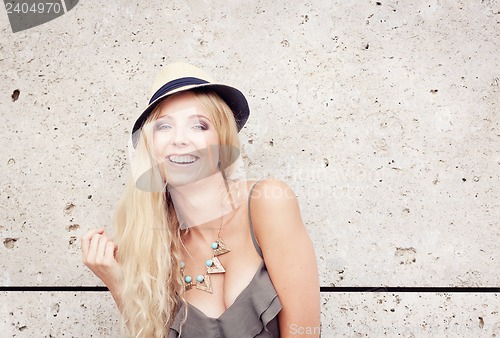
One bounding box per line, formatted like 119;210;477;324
1;0;498;336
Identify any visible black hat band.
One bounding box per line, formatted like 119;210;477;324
149;77;209;104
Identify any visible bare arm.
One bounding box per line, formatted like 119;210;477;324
250;179;321;337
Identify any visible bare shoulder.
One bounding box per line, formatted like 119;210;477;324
246;178;303;235
247;178;297;202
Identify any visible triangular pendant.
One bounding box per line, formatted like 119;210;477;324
213;238;231;256
207;256;225;274
196;274;212;293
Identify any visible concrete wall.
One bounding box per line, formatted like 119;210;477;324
1;0;498;336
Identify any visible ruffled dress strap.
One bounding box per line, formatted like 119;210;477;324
248;180;264;258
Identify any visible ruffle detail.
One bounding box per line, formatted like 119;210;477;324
252;291;282;337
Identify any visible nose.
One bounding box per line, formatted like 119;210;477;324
171;127;188;146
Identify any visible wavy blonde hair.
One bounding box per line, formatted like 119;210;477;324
113;89;241;337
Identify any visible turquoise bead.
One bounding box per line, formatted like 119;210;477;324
206;259;213;267
211;242;218;249
196;275;204;283
184;275;192;283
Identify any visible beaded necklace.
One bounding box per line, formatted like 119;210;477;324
180;215;230;293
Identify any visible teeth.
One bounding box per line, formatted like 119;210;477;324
168;155;197;164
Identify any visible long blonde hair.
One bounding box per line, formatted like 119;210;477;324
113;89;241;337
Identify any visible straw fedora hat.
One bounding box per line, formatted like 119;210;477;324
131;62;250;146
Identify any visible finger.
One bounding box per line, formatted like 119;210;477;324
96;235;110;263
82;228;104;241
101;230;116;245
105;241;116;263
100;230;116;248
81;228;104;259
87;233;103;263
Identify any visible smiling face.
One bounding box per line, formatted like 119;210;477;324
152;91;221;187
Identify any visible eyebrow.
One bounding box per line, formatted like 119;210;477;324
156;114;211;121
189;114;210;120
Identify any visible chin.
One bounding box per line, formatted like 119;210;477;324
166;170;217;187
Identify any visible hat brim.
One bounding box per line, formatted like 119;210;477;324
131;83;249;147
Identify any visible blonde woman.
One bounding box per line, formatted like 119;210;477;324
81;63;321;337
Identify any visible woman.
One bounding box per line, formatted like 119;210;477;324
81;63;320;337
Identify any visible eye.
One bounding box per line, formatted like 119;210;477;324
192;122;208;131
155;122;172;131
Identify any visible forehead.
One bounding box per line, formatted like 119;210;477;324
157;91;210;119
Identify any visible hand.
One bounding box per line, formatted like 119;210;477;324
81;228;124;292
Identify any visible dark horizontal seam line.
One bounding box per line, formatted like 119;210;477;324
0;286;499;293
0;286;110;291
320;287;500;293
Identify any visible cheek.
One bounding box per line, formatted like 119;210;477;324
202;131;220;147
152;133;170;156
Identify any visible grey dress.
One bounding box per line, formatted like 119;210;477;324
169;184;282;337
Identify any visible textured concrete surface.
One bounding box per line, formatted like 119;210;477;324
0;0;498;336
0;291;121;337
321;292;500;337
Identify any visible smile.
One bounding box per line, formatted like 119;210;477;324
167;154;199;164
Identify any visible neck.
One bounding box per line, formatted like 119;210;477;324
168;171;234;233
